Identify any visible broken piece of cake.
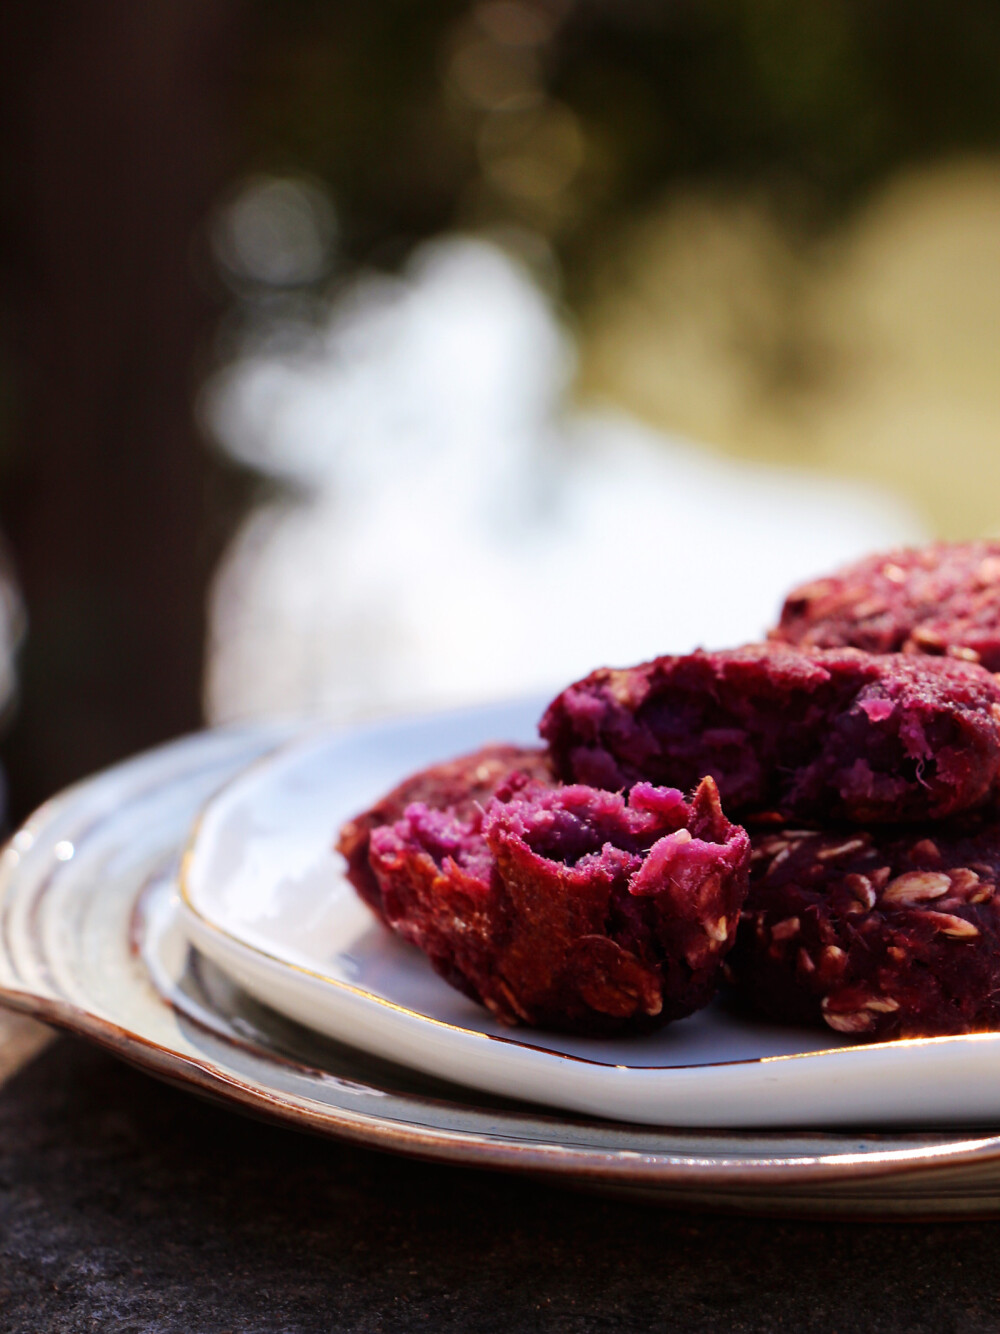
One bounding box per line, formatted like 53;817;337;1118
350;771;749;1034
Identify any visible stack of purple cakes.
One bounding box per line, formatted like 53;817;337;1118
340;542;1000;1042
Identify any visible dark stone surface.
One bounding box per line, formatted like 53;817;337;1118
2;1040;1000;1331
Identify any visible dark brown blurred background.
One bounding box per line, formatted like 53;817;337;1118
2;0;1000;818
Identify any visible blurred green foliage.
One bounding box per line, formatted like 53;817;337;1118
242;0;472;267
242;0;1000;292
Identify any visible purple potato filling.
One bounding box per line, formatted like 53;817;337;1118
337;744;552;919
540;644;1000;824
363;775;750;1034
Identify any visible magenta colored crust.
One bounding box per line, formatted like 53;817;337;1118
728;818;1000;1039
337;744;552;920
363;774;750;1034
772;541;1000;671
539;644;1000;824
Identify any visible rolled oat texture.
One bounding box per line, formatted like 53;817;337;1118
772;541;1000;670
728;818;1000;1039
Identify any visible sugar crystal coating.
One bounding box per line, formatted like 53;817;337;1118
728;817;1000;1039
359;774;750;1034
772;541;1000;670
540;644;1000;824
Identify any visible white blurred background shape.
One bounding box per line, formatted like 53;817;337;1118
202;232;924;726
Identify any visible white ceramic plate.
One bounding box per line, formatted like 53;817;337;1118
181;702;1000;1129
12;722;1000;1217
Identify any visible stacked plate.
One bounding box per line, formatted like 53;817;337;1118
6;699;1000;1217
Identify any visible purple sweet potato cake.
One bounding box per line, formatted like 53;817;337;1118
338;744;552;919
539;644;1000;824
355;774;750;1034
728;818;1000;1039
772;541;1000;670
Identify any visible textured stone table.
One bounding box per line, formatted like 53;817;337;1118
1;1035;1000;1332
